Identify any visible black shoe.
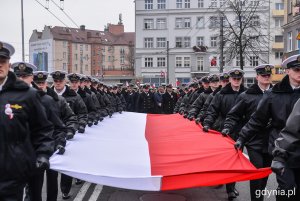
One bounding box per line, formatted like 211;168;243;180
75;179;83;185
227;192;237;200
62;193;70;200
234;188;239;196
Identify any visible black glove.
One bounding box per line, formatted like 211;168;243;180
221;128;230;137
179;111;184;115
78;126;85;133
36;156;49;170
94;121;98;125
88;121;93;127
109;113;112;118
183;113;188;118
271;160;285;175
119;110;122;114
56;145;65;155
234;139;244;150
203;125;209;132
99;117;104;122
66;132;74;140
195;118;200;124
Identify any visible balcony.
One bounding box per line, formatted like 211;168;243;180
272;10;284;17
272;42;284;49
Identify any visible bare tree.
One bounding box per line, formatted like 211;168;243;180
217;0;270;69
126;42;135;70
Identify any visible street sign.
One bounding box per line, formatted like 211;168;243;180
297;33;300;40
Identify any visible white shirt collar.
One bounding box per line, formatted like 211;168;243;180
54;86;66;96
290;84;300;90
258;83;270;93
0;76;8;91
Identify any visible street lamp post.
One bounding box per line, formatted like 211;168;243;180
21;0;25;61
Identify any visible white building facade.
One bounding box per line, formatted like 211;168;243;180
135;0;275;86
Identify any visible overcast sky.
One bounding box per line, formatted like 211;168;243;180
0;0;135;63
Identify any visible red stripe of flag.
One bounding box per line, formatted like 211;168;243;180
145;114;272;190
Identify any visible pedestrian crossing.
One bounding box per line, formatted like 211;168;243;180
60;182;103;201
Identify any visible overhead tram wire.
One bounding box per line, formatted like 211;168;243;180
34;0;70;28
33;0;89;43
50;0;80;28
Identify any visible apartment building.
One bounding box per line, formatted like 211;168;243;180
29;22;135;83
135;0;279;86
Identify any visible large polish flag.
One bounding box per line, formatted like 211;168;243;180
50;112;271;191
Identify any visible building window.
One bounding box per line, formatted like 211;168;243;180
184;57;190;67
157;57;166;67
197;17;204;28
209;16;219;28
275;35;283;42
120;48;125;55
144;19;154;29
238;0;245;7
288;0;292;14
250;15;260;26
176;0;182;8
275;18;283;28
249;0;259;7
144;38;154;48
275;52;283;59
145;57;153;67
157;0;166;9
197;57;204;71
235;16;246;26
275;67;285;74
176;57;182;67
220;0;227;7
210;0;217;8
288;32;293;51
120;55;125;64
63;41;67;48
250;56;259;67
75;54;78;60
85;65;88;71
275;3;284;10
175;18;183;28
63;63;67;70
157;18;167;29
236;55;245;67
184;18;191;28
197;37;205;46
175;18;191;28
93;60;96;65
184;37;191;48
75;64;78;71
176;37;183;48
157;37;166;48
63;52;66;59
297;30;300;50
184;0;190;8
145;0;153;10
210;36;217;47
75;44;78;50
198;0;204;8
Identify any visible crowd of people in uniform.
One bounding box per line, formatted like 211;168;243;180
0;39;300;201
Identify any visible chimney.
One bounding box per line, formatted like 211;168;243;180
108;23;124;36
80;25;86;31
